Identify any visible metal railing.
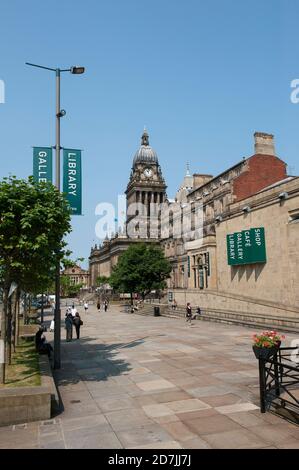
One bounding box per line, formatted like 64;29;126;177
258;346;299;425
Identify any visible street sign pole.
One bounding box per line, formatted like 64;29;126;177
54;68;61;370
26;62;85;371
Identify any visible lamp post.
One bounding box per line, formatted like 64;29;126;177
26;63;85;369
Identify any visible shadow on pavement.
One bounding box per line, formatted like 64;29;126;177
50;335;148;416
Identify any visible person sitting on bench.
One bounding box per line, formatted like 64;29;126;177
35;327;53;358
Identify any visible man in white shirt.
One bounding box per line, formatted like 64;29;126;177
71;306;77;317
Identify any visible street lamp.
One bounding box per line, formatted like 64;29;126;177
26;62;85;369
70;66;85;75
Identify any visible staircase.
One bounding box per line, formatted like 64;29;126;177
163;306;299;333
121;299;299;333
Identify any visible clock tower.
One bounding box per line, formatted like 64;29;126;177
125;130;167;239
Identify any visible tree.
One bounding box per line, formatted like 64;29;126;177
0;176;72;382
109;244;171;304
60;275;83;298
96;275;110;287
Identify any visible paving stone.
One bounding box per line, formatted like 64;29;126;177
202;429;269;449
199;394;246;407
137;379;176;392
142;404;174;418
215;402;259;414
104;409;154;431
161;421;198;442
117;424;174;448
187;385;237;398
166;399;211;413
248;424;298;445
151;390;191;404
224;411;272;427
65;431;123;449
131;440;183;449
177;408;219;422
184;414;244;436
59;414;109;431
182;437;212;449
95;397;138;413
39;440;66;449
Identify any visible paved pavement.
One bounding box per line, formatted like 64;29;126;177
0;304;299;449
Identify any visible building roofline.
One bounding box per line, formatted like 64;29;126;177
188;160;246;195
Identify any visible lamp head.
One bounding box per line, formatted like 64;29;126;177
70;66;85;75
57;109;66;117
278;192;288;200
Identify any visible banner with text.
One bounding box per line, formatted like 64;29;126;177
63;149;82;215
227;227;267;266
33;147;53;183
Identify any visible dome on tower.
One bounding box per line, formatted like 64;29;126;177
133;130;158;167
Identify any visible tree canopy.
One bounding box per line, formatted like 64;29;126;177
96;275;110;287
0;176;72;381
109;243;171;301
0;176;72;293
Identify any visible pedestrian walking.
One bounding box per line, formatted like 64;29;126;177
186;302;192;325
73;312;83;339
71;305;77;317
84;301;89;313
104;300;108;312
97;300;101;311
65;312;73;342
172;299;177;310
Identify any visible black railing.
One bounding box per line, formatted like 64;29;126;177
257;346;299;425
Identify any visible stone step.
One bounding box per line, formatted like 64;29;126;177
163;309;299;333
134;304;299;333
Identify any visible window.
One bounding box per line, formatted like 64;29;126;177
289;209;299;224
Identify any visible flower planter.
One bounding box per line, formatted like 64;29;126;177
252;343;280;361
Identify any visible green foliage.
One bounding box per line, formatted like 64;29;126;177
109;243;171;299
0;175;72;294
62;256;85;270
96;275;110;287
60;275;83;297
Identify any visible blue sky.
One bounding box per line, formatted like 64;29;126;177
0;0;298;267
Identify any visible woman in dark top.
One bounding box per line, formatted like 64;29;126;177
186;303;192;324
73;312;83;339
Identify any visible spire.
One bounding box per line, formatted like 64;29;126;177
186;162;191;177
141;128;149;146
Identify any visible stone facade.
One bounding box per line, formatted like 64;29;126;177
165;133;287;292
216;176;299;309
61;264;90;288
166;133;299;318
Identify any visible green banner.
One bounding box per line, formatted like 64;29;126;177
227;233;238;265
235;231;245;265
63;149;82;215
251;227;267;263
227;227;267;266
33;147;52;183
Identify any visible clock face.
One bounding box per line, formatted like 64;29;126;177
144;168;153;178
